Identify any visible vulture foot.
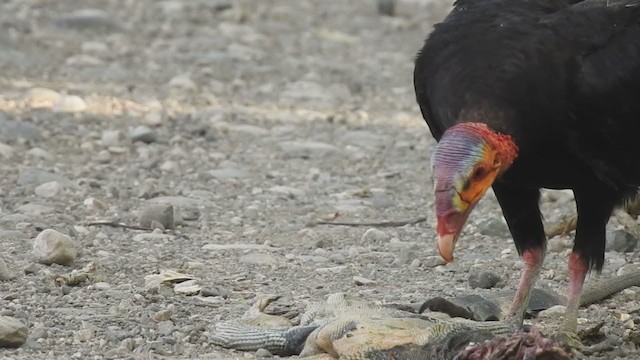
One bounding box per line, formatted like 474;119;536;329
553;328;582;350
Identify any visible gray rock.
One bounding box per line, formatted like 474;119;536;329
538;305;567;319
23;263;38;275
130;125;157;143
25;87;61;109
139;204;175;230
278;140;339;158
200;288;223;297
468;270;501;289
606;230;638;253
54;9;121;32
547;237;572;253
158;321;175;336
30;327;48;340
280;81;348;108
329;253;346;264
422;256;446;268
209;168;249;179
25;147;53;160
0;116;41;141
239;253;277;266
101;130;125;147
353;276;377;286
168;74;197;90
340;131;386;149
53;95;87;113
268;185;304;198
94;282;111;291
361;228;390;244
17;168;74;187
0;258;10;281
34;181;64;198
256;348;273;358
476;217;509;237
0;316;27;348
153;310;172;322
16;203;55;215
0;143;14;158
377;0;395;16
32;229;77;266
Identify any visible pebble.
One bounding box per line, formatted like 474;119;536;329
353;276;377;286
32;229;77;266
30;327;48;341
538;305;567;319
168;74;197;90
139;204;175;230
200;288;223;297
468;270;501;289
34;181;64;198
280;81;347;108
256;348;273;358
17;203;54;215
153;310;172;322
25;87;61;108
422;256;446;268
74;328;95;342
17;168;74;187
0;316;28;348
54;9;120;32
174;280;202;295
0;115;40;142
377;0;395;16
606;229;638;253
547;237;572;253
268;185;305;198
143;111;164;126
0;143;14;158
361;228;390;244
209;168;249;179
101;130;125;147
0;258;10;281
94;282;111;291
239;253;277;266
278;140;340;158
25;147;53;160
476;217;510;237
130;125;157;143
53;95;87;113
329;253;346;264
84;197;107;212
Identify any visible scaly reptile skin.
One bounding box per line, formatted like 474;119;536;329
209;271;640;358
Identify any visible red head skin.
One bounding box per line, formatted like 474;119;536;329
431;123;518;262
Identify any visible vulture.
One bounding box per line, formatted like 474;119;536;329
413;0;640;344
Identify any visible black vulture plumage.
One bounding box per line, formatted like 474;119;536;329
414;0;640;342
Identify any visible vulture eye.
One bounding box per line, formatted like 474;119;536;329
471;166;487;181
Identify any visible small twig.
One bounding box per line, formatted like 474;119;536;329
86;220;153;231
315;217;428;227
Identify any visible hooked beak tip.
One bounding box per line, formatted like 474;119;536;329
437;233;456;263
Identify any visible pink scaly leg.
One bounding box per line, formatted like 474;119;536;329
505;248;545;327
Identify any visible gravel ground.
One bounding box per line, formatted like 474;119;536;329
0;0;639;359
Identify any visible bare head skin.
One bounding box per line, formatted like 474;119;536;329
431;122;518;262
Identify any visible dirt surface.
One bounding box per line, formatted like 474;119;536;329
0;0;639;359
